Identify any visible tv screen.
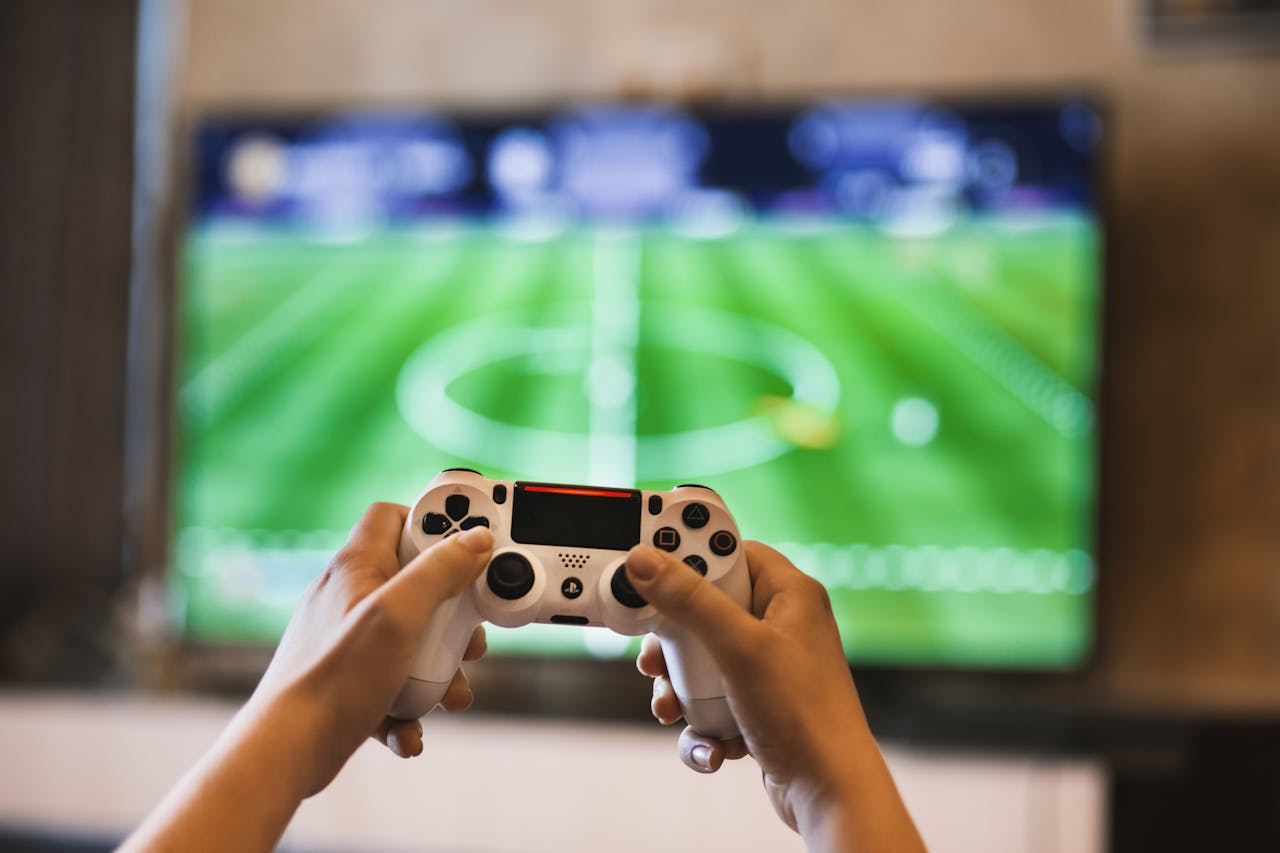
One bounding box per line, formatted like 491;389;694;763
175;98;1101;667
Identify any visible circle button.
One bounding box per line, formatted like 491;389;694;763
710;530;738;556
487;553;535;601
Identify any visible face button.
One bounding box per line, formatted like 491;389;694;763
487;553;535;600
647;494;663;515
611;565;648;609
710;530;737;557
681;503;710;529
445;494;470;521
460;516;489;530
561;577;584;599
682;554;708;576
653;527;681;552
492;484;508;505
422;513;451;535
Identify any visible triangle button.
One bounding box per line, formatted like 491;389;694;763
681;502;710;529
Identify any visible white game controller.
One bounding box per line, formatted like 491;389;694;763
391;468;752;739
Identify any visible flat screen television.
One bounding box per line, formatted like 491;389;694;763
174;97;1102;668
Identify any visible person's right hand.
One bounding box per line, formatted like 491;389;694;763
625;541;924;851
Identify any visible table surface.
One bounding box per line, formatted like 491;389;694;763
0;691;1105;852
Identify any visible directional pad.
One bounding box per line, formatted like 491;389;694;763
445;494;470;521
460;516;489;530
422;513;451;535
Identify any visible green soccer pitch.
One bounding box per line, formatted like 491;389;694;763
175;214;1099;668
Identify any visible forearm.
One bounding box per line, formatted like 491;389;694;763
796;737;926;853
120;694;319;853
799;789;925;853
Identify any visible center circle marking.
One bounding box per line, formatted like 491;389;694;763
396;301;841;481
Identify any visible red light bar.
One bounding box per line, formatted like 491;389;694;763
522;485;634;499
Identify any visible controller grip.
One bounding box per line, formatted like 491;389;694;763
680;697;738;740
659;627;740;740
390;676;453;719
658;563;751;740
388;593;481;719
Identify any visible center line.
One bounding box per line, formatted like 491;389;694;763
586;227;642;486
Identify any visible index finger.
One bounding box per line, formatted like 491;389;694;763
345;502;409;551
330;503;411;583
744;540;824;618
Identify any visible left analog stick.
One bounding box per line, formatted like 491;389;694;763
487;553;535;601
611;564;648;609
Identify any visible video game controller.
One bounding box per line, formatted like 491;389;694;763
390;468;752;739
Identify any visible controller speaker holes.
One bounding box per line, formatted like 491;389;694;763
558;553;589;570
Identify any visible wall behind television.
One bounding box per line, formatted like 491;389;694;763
156;0;1280;712
0;0;138;683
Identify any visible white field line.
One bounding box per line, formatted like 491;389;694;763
178;526;1093;598
776;540;1095;596
904;286;1094;438
586;229;642;486
818;234;1092;437
181;243;459;425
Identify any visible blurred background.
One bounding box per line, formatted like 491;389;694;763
1;0;1279;850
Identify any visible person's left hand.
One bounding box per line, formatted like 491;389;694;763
250;502;493;797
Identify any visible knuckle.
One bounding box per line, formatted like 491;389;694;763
363;501;406;528
331;545;371;572
799;574;833;611
815;589;835;618
305;567;333;598
310;548;360;596
431;536;473;569
664;571;704;612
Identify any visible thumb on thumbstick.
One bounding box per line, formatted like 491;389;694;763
624;545;759;676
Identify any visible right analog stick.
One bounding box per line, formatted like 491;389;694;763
487;553;535;601
611;564;648;609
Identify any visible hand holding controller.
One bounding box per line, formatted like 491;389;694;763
391;469;752;739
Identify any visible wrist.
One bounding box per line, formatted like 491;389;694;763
789;761;865;850
235;681;332;802
792;736;924;853
121;686;327;852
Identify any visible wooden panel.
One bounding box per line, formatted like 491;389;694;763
0;0;138;679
